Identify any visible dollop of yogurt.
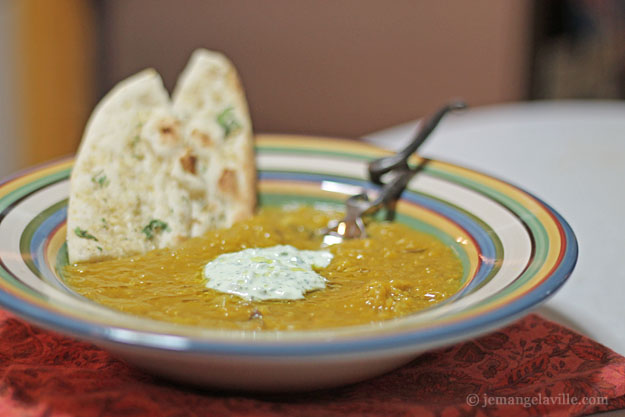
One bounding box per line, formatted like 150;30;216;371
203;245;333;301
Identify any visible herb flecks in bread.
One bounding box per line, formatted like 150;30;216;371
67;50;256;263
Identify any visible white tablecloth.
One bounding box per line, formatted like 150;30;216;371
363;100;625;357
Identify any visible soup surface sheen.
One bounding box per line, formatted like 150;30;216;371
64;206;463;330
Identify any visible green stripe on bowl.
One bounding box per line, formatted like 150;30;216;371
19;199;68;281
256;146;376;162
0;168;70;212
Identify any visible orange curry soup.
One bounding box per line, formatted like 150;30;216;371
64;206;463;330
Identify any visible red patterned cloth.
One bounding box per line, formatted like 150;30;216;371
0;310;623;417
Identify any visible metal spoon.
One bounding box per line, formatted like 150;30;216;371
321;101;466;246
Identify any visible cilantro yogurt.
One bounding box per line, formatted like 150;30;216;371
203;245;333;301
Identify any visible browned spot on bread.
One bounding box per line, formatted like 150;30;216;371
218;169;238;195
157;118;181;145
180;149;197;174
191;129;213;146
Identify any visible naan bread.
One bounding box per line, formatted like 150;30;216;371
67;50;255;263
172;50;256;234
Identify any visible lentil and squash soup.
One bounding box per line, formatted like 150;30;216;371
64;206;463;330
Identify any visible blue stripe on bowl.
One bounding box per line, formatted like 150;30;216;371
30;206;69;291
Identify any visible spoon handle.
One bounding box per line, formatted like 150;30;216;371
368;100;467;185
344;168;415;223
368;169;414;212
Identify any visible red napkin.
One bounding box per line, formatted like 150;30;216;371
0;310;623;417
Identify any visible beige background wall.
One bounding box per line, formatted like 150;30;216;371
101;0;532;138
1;0;532;175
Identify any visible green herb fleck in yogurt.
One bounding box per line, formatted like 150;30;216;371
203;245;333;301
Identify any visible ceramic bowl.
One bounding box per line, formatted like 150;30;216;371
0;135;577;390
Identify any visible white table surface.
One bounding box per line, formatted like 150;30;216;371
363;100;625;357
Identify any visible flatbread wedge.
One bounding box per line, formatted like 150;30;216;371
67;49;256;263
